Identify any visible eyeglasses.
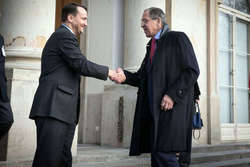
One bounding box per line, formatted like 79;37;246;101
141;18;157;25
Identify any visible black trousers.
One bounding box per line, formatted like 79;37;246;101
0;122;12;140
0;101;13;140
32;117;76;167
151;151;180;167
148;106;180;167
178;152;191;167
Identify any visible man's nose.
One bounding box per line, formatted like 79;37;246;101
141;22;144;28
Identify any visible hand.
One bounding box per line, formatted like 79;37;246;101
108;68;126;83
160;94;174;111
114;68;126;83
108;69;117;80
110;68;126;84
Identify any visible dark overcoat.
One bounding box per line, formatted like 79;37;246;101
124;25;200;156
29;26;109;124
0;34;13;139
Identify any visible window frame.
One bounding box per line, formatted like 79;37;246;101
218;2;250;124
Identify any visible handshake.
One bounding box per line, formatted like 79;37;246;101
108;68;126;84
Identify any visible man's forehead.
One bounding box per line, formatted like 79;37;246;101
142;11;150;18
77;6;87;14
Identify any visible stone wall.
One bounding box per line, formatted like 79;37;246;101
101;85;137;147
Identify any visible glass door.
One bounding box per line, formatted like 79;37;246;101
218;4;250;141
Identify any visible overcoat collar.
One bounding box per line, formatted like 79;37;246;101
146;24;170;46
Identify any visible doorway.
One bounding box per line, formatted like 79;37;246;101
55;0;82;30
218;1;250;141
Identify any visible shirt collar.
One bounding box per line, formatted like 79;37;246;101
154;29;162;40
62;24;75;35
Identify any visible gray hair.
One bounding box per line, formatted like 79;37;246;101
144;7;166;25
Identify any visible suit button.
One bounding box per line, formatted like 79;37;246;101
178;90;183;94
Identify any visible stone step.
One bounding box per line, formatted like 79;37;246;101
2;144;250;167
192;149;250;164
190;158;250;167
73;149;250;167
73;158;150;167
0;144;150;167
73;144;250;167
0;160;32;167
192;142;250;153
74;144;150;164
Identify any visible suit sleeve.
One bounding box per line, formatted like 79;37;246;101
122;57;147;87
58;34;109;80
165;32;200;104
123;70;140;87
0;35;9;102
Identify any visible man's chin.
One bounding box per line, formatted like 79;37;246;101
145;34;151;38
78;29;84;34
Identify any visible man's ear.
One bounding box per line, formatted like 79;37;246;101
67;14;74;23
156;17;162;27
156;17;162;25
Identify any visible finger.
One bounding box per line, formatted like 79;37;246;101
164;103;169;111
167;101;173;109
168;104;173;110
109;76;115;80
116;79;121;84
166;102;172;110
161;101;167;109
116;68;123;73
169;104;173;110
161;102;165;110
160;98;164;105
161;100;164;108
163;96;167;103
160;103;164;110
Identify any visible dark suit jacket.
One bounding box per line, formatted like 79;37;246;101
0;35;9;103
29;26;109;124
123;25;200;155
0;34;13;137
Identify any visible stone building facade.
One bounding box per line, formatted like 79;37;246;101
0;0;249;161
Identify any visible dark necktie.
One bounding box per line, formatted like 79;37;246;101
150;38;156;64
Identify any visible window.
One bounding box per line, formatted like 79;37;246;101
218;2;250;124
222;0;249;14
218;12;233;123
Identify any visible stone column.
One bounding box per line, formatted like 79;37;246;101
124;0;165;71
0;0;56;70
0;0;56;160
207;0;221;144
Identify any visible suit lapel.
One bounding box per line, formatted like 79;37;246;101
59;25;78;41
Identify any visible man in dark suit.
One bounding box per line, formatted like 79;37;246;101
112;7;199;167
29;3;116;167
0;34;13;140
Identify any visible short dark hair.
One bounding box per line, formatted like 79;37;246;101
144;7;166;25
61;2;87;22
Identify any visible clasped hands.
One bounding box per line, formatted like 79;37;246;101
108;68;126;84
